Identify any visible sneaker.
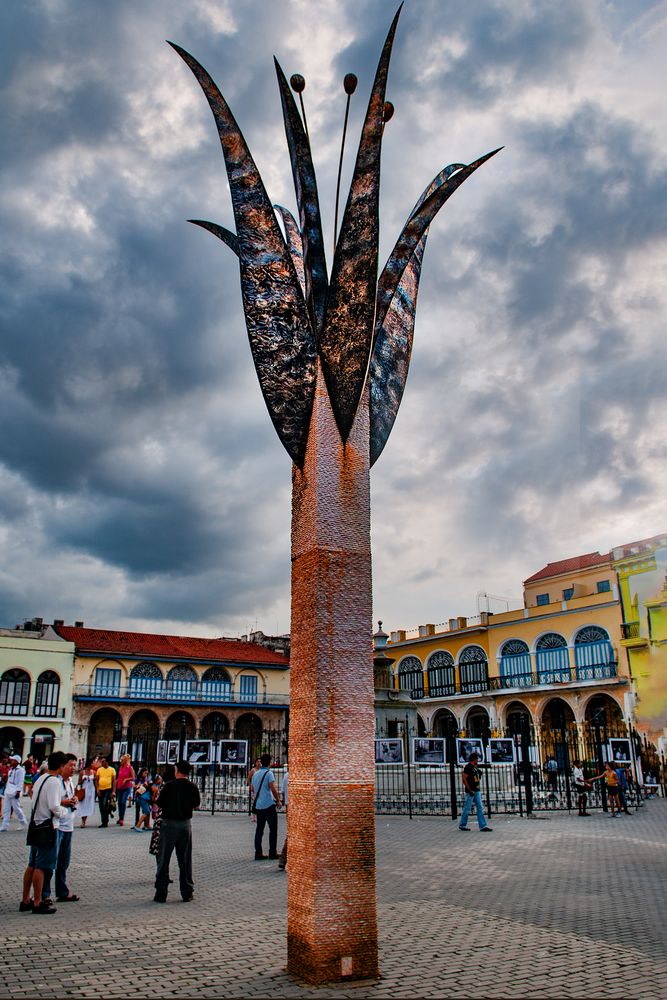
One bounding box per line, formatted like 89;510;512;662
268;854;280;860
32;901;57;915
153;894;167;903
254;854;268;860
278;862;286;870
480;827;493;832
458;827;471;831
19;901;34;912
181;895;194;902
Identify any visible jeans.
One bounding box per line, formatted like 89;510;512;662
116;787;131;821
155;819;193;899
459;791;488;830
254;805;278;857
43;829;72;900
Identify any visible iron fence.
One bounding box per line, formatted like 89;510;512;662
91;722;663;817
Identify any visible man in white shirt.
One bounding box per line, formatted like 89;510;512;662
43;753;80;905
20;751;70;915
0;755;27;831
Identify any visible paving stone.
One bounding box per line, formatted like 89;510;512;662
0;800;665;997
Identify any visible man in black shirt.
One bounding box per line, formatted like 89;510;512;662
154;760;201;903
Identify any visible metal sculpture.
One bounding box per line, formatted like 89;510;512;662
170;5;499;984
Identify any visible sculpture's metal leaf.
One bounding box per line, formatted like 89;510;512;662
275;204;306;299
369;237;424;467
189;219;239;257
369;152;501;466
375;148;502;333
274;59;328;338
320;5;403;443
169;42;316;467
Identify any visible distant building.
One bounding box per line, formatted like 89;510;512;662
0;618;76;760
613;533;667;747
55;623;290;765
385;544;638;768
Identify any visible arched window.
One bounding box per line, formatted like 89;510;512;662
0;670;30;716
397;656;424;699
459;646;488;694
426;651;455;697
167;665;198;700
535;633;570;684
574;626;615;680
201;666;232;703
129;662;163;699
499;639;532;688
34;671;60;717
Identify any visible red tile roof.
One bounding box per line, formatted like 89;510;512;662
523;551;610;585
611;533;667;560
55;626;289;666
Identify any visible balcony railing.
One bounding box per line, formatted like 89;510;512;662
74;684;289;707
403;661;619;699
621;621;640;640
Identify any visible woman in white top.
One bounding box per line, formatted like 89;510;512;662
77;765;96;826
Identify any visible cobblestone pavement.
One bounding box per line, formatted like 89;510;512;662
0;799;665;999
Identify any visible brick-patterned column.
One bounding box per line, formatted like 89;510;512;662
287;361;378;984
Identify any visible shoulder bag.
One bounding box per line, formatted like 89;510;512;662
26;777;57;848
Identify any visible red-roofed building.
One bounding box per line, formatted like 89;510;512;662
58;622;290;767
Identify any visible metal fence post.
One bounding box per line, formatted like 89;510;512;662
594;721;608;812
404;715;413;820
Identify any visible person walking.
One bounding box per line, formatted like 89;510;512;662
251;753;281;860
149;765;176;867
615;764;632;815
20;751;69;915
458;752;492;832
153;760;201;903
94;757;116;828
133;769;152;831
115;754;135;826
572;759;591;816
1;755;27;832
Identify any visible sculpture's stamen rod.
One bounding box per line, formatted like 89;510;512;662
333;73;358;258
382;100;394;135
290;74;309;142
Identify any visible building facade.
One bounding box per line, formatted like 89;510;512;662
55;624;290;764
0;619;76;760
613;533;667;747
385;549;632;769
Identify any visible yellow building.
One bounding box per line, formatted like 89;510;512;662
0;619;76;760
614;533;667;747
385;550;630;767
56;623;290;765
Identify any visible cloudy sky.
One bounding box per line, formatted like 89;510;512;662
1;0;666;639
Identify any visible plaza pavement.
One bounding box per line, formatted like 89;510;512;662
0;799;665;999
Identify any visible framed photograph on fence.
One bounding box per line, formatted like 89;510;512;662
456;737;485;765
609;738;632;765
488;738;515;765
167;741;179;764
412;738;446;765
156;740;168;765
185;739;212;764
217;740;248;766
375;739;404;764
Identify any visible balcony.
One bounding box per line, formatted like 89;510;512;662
620;621;648;648
414;661;620;700
73;684;289;708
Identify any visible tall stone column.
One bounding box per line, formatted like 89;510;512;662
287;365;378;983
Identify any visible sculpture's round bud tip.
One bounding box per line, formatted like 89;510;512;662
343;73;358;95
290;74;306;93
382;101;395;124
